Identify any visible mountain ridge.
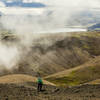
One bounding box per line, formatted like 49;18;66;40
0;0;46;8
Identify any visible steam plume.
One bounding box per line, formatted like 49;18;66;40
0;0;100;70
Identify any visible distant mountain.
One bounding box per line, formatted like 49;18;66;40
67;10;100;27
88;23;100;31
1;0;46;8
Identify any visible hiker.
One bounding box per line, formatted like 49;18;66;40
37;77;43;92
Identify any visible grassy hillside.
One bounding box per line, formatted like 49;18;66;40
45;56;100;86
17;31;100;76
0;31;100;77
88;79;100;84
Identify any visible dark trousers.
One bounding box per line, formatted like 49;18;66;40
37;83;43;92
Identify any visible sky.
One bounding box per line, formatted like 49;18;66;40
0;0;100;70
0;0;100;31
0;0;100;7
0;0;100;16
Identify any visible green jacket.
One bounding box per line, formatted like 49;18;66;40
37;78;43;84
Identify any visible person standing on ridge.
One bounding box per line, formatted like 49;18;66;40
37;77;43;92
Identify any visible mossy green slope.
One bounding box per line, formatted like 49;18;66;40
45;56;100;86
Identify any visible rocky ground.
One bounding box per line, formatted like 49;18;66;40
0;83;100;100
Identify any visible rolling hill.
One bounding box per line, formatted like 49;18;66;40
45;56;100;86
0;31;100;77
15;31;100;77
88;23;100;31
0;74;54;85
88;79;100;84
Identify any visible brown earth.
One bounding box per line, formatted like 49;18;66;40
0;74;55;85
0;74;99;100
0;83;100;100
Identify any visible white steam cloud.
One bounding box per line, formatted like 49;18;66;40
0;43;20;69
0;0;100;70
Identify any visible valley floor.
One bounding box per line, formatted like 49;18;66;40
0;83;100;100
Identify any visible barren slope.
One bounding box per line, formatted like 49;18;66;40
0;31;100;77
13;32;100;77
0;83;100;100
0;74;54;85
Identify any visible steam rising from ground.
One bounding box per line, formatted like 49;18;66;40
0;43;19;69
0;0;100;70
